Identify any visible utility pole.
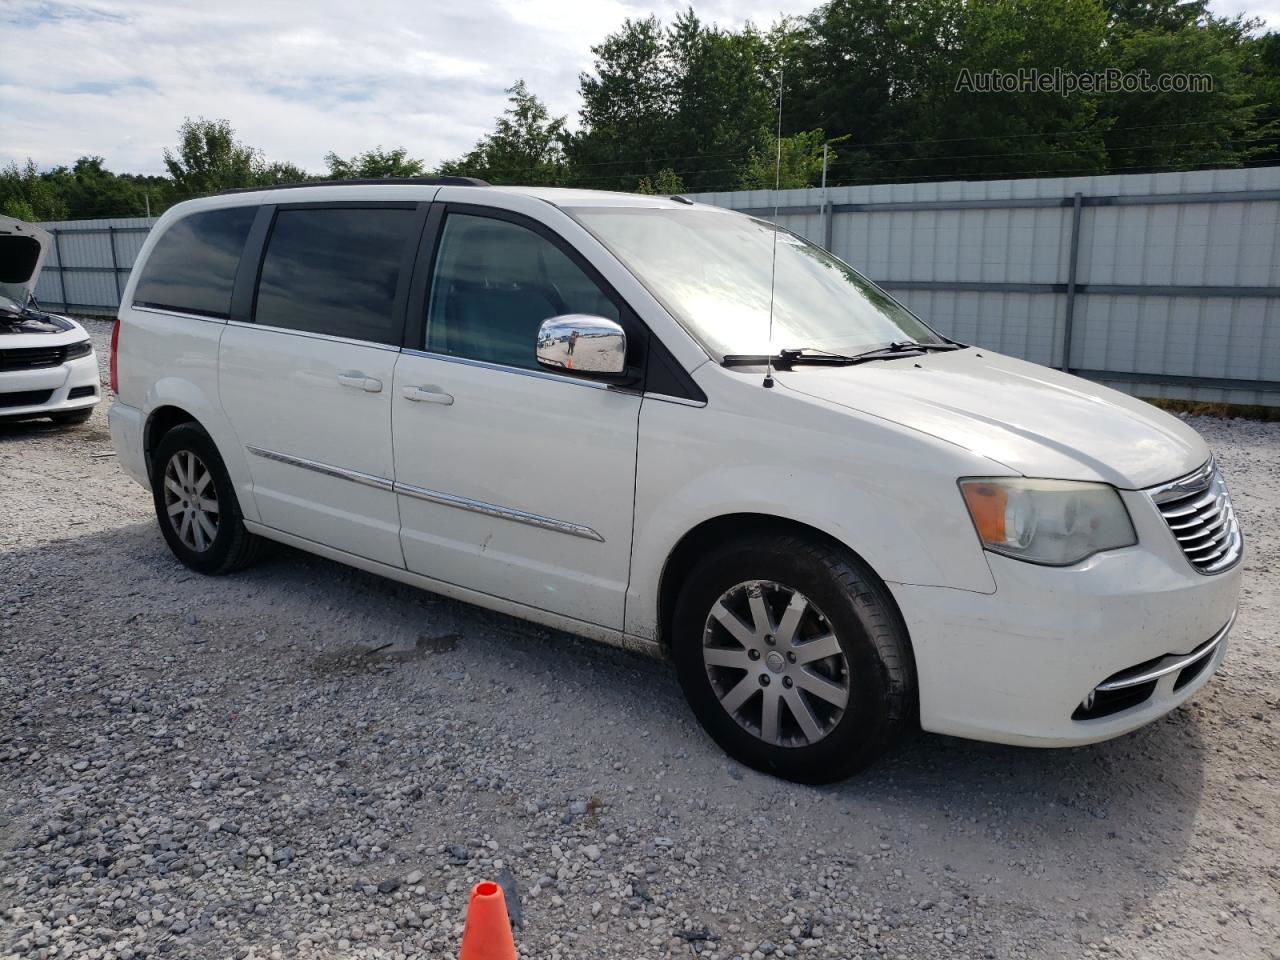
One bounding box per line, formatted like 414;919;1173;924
821;143;833;251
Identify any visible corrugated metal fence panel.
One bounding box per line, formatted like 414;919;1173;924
26;170;1280;404
690;167;1280;407
1066;171;1280;405
34;217;154;316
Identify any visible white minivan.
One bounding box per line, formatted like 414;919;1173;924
110;178;1242;782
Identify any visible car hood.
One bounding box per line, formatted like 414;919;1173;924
0;214;52;313
774;348;1208;489
1;310;84;347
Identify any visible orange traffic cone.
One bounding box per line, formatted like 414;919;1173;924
459;880;518;960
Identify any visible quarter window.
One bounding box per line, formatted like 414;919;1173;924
133;207;255;318
425;214;619;370
254;207;418;345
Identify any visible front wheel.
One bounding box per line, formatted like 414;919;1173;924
672;534;914;783
150;423;262;575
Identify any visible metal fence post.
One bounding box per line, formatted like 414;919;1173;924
51;228;69;312
108;225;122;302
1060;192;1084;372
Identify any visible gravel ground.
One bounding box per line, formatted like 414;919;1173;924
2;317;1277;960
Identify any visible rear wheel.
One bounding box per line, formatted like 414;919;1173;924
151;423;262;574
672;533;913;783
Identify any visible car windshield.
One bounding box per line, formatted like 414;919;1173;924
566;206;940;358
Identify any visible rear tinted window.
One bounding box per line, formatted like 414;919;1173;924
133;207;256;318
254;207;418;345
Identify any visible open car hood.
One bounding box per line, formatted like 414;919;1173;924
0;215;52;313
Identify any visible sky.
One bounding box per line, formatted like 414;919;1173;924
3;0;1278;177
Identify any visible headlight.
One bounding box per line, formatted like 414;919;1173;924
64;339;93;360
959;478;1137;566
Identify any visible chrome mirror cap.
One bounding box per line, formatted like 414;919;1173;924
536;314;627;377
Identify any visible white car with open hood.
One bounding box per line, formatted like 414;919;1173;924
0;215;101;424
108;180;1242;782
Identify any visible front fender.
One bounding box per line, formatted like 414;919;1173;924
625;382;1002;641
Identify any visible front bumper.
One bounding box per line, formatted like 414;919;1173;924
893;487;1242;747
0;353;100;418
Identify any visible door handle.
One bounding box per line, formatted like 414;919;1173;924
337;372;383;393
402;385;454;405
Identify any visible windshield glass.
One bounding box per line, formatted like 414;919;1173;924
567;207;940;358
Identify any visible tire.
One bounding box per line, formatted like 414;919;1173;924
672;533;914;783
51;408;93;426
151;422;263;575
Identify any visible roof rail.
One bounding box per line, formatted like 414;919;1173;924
218;176;490;195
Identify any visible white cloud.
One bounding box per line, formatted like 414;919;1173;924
0;0;811;176
3;0;1276;177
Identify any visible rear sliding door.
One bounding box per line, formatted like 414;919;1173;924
219;202;426;567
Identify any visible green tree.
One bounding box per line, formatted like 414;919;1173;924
1103;0;1207;31
1101;14;1269;172
1242;31;1280;165
738;130;836;189
788;0;964;184
1;197;37;221
909;0;1110;180
636;167;686;194
566;11;776;192
56;156;150;218
323;146;425;179
164;118;261;199
257;161;310;185
662;11;775;191
436;80;567;184
568;16;672;190
0;160;70;221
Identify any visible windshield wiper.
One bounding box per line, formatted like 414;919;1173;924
841;340;965;363
722;348;857;368
721;341;963;369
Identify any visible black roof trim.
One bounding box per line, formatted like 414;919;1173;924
218;176;490;196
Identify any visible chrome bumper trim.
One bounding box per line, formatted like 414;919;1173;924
1096;610;1236;692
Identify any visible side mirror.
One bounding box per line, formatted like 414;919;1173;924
536;314;629;379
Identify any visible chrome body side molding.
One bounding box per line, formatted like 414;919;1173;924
246;445;394;491
394;481;605;542
245;446;603;542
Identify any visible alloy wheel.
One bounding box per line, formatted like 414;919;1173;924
163;450;220;552
702;580;851;748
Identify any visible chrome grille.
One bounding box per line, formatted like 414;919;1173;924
1149;459;1242;574
0;345;66;371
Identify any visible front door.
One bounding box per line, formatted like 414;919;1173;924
392;208;641;629
220;202;425;567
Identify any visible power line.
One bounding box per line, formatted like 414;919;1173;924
540;135;1280;190
819;155;1280;189
554;110;1278;173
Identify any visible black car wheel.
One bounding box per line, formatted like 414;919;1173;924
673;533;914;783
151;423;262;575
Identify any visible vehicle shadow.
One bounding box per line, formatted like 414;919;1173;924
0;413;111;445
5;518;1206;941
